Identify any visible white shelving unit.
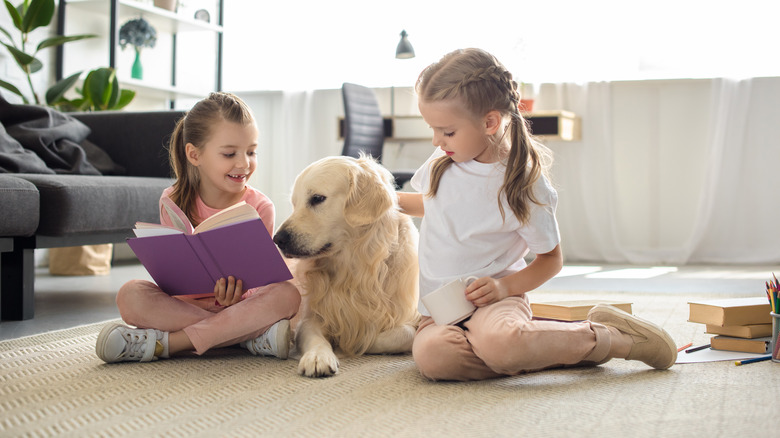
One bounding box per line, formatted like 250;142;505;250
57;0;223;106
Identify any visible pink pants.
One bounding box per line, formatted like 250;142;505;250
116;279;301;355
413;295;613;381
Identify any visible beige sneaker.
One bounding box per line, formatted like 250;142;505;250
587;304;677;370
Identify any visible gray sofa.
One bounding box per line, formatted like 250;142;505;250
0;110;184;320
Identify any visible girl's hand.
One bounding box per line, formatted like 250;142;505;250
214;276;244;307
465;276;510;307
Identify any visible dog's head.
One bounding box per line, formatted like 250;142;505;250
273;155;397;259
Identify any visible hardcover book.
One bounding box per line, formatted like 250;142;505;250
688;297;771;327
709;335;771;354
704;323;772;339
127;199;292;296
530;300;633;322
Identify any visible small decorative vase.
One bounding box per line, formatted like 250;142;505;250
131;49;143;80
153;0;177;12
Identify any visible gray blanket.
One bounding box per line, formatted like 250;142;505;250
0;96;104;175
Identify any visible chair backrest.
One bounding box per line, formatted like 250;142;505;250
341;82;385;162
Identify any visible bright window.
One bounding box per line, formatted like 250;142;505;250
223;0;780;91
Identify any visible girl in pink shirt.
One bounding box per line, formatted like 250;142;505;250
96;92;300;363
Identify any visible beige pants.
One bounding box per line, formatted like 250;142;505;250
412;295;613;381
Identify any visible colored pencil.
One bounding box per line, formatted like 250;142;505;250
677;342;693;352
734;355;771;366
685;343;711;354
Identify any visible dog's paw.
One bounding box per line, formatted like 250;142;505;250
298;349;339;378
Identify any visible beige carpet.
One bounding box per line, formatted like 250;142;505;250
2;291;778;437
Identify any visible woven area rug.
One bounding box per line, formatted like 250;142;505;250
2;291;778;437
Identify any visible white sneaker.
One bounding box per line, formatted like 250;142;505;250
96;322;168;363
241;319;291;359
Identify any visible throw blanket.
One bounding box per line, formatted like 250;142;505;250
0;95;104;175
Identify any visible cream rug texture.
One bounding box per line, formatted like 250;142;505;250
2;291;779;437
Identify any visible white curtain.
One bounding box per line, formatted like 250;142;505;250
545;78;780;265
690;78;780;263
242;90;326;226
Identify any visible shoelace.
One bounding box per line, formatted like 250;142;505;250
120;330;157;361
253;334;273;353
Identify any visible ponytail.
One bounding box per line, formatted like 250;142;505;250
167;117;201;225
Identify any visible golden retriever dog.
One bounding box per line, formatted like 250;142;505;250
273;155;420;377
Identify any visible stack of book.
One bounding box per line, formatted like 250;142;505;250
688;297;772;353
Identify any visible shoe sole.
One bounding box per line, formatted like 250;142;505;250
588;304;677;369
95;322;125;363
274;319;291;360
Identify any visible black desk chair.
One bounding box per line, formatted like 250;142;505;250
341;82;414;189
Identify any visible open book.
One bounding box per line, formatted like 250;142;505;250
127;198;292;296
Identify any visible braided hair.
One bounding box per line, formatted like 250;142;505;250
415;48;552;224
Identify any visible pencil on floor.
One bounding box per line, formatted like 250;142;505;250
734;355;771;366
677;342;693;352
685;343;711;353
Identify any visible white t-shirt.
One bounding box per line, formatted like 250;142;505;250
411;148;560;316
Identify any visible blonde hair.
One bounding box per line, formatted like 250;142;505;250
168;92;255;225
415;48;552;224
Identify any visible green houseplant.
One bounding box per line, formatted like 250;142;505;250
1;0;135;110
118;17;156;80
48;67;135;111
0;0;95;104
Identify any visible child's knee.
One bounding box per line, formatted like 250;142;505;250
116;280;155;324
412;327;466;381
277;281;302;315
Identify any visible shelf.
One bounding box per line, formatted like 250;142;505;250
66;0;223;34
338;111;581;142
523;110;580;141
58;0;223;107
119;78;211;101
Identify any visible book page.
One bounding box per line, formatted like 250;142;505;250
161;196;195;234
133;227;183;238
194;202;260;233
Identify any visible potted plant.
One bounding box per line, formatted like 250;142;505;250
118;17;157;80
0;0;96;104
48;67;135;112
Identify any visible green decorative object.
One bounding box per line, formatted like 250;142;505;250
119;18;156;79
131;49;143;79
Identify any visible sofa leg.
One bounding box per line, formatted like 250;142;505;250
1;246;35;320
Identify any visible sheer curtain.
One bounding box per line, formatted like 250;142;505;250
690;78;780;263
240;90;343;224
545;78;780;265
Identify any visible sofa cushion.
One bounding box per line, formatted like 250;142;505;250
14;174;172;236
0;175;39;237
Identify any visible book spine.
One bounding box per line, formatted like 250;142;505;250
187;234;223;284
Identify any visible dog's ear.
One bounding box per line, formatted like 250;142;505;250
344;161;394;227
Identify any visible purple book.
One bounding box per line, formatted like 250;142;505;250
126;218;292;296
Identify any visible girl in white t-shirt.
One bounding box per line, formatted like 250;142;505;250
398;49;677;381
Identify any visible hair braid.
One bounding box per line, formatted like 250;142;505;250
416;48;553;224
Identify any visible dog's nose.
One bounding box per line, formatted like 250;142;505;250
273;229;291;249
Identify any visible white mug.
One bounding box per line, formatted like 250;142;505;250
422;276;478;325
